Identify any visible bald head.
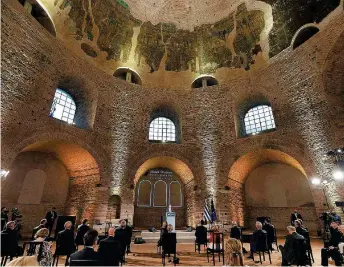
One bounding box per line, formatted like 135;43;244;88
108;227;115;237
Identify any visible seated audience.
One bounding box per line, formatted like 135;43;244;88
321;221;343;266
208;225;222;250
98;227;121;266
230;221;241;240
75;219;90;248
33;228;53;266
294;219;308;236
32;219;47;240
263;219;275;250
279;226;306;266
248;221;267;259
224;238;244;266
195;220;207;248
55;221;76;265
1;221;22;257
69;229;99;266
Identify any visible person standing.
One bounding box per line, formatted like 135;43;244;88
45;207;57;237
1;207;9;230
98;227;121;266
290;210;303;225
321;222;343;266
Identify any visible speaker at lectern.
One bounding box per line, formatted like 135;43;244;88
166;205;176;232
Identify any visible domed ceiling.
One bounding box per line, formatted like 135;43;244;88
42;0;341;87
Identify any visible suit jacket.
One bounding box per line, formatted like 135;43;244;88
290;212;302;223
115;228;129;255
69;247;99;266
329;228;342;247
230;226;241;240
263;223;275;243
45;211;57;226
284;232;306;265
98;236;121;266
75;224;90;246
56;229;75;255
195;225;207;243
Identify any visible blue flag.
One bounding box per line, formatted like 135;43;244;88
211;199;217;222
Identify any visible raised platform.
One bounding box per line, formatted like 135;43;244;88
140;230;196;243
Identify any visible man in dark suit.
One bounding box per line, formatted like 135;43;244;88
290;210;303;225
1;221;23;259
321;221;343;266
69;229;99;266
45;207;57;237
195;220;207;251
263;219;275;250
279;226;306;265
98;227;121;266
55;221;76;265
248;221;267;259
230;221;241;240
32;219;47;240
115;220;130;262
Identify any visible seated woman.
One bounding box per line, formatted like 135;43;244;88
225;238;244;266
208;225;222;250
75;219;90;248
33;228;53;266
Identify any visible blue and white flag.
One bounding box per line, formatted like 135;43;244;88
204;200;211;223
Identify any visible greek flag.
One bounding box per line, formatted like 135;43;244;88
204;200;211;222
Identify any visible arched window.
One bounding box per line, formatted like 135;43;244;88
244;105;275;135
49;88;76;124
149;117;176;143
292;26;320;50
192;75;218;88
113;67;142;85
137;180;152;207
169;181;182;207
153;180;167;207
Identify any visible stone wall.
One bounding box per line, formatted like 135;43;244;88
1;0;344;235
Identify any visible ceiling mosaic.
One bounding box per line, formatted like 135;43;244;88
47;0;341;76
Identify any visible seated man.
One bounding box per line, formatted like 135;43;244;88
321;221;343;266
248;221;267;259
32;219;47;240
279;226;306;266
230;221;241;240
75;219;90;248
1;221;22;258
55;221;76;265
98;227;121;266
195;220;207;249
69;229;99;266
262;219;275;250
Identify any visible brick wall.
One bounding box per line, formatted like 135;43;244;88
1;0;344;234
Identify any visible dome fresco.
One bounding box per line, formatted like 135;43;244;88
43;0;341;80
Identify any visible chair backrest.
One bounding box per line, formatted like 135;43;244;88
162;233;177;254
23;241;44;259
256;232;268;251
1;233;14;255
70;259;99;266
210;232;224;251
294;238;308;265
196;227;207;244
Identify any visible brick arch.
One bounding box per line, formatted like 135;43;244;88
7;131;109;183
131;154;198;227
228;148;307;185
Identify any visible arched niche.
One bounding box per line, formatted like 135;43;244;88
18;169;47;204
292;25;320;50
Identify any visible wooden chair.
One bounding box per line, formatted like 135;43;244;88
1;233;19;266
301;230;314;264
206;232;224;266
161;233;177;266
252;233;271;264
195;227;207;253
273;227;279;251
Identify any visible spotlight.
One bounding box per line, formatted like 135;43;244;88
322;180;329;185
311;177;321;185
333;170;344;180
0;169;9;178
338;149;342;153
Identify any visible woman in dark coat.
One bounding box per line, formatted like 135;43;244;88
75;219;90;248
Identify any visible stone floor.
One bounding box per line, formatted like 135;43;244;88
47;238;336;266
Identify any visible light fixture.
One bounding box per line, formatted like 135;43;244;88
333;170;344;180
311;177;321;185
322;180;329;185
0;169;9;178
338;149;342;153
